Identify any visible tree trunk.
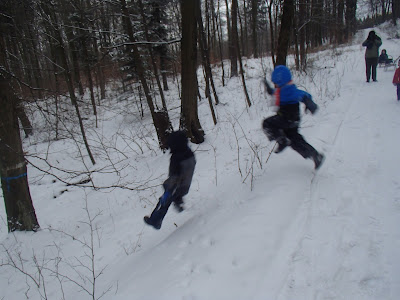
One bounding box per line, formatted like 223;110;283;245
64;24;84;96
337;0;345;44
216;0;226;86
138;0;170;113
310;0;323;47
16;104;33;138
196;0;220;106
226;0;238;77
238;1;247;58
209;0;218;61
0;75;39;232
345;0;357;40
120;0;171;149
198;29;217;125
180;0;205;144
294;10;300;71
251;0;259;58
80;34;97;122
267;0;276;66
276;0;294;66
298;0;307;70
40;1;96;165
393;0;400;25
230;0;252;107
150;1;170;91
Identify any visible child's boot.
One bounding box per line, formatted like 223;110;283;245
275;137;290;153
173;197;184;213
144;216;162;230
143;201;168;229
312;152;325;170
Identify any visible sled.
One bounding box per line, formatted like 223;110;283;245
379;55;398;71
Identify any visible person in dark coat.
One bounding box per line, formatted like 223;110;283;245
144;131;196;229
362;30;382;82
262;65;324;170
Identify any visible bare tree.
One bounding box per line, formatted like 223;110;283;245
251;0;259;58
393;0;400;24
232;0;252;107
180;0;205;143
39;0;96;165
345;0;357;41
226;0;239;77
0;1;40;232
197;0;218;125
266;0;277;66
120;0;172;149
275;0;294;66
0;74;39;232
215;0;226;86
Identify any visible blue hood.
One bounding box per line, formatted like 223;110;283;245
272;65;292;87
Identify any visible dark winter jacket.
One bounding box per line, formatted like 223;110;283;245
379;53;389;63
163;131;196;198
362;31;382;58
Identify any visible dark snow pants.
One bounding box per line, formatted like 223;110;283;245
262;115;318;159
365;57;378;81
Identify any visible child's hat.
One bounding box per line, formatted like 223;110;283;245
271;65;292;87
167;130;188;152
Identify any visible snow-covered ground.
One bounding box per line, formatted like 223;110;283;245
1;23;400;300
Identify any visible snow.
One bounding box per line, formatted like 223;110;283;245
1;24;400;300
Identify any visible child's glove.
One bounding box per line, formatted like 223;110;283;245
303;97;318;114
159;190;171;206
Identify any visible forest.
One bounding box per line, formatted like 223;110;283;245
0;0;398;233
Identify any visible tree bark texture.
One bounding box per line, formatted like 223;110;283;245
251;0;259;58
229;0;239;77
275;0;294;66
0;75;39;232
180;0;205;144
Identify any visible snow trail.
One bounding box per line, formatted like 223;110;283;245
273;33;400;300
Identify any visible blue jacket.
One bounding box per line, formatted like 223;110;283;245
264;79;318;121
279;83;312;106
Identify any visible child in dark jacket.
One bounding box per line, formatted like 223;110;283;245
378;49;389;64
262;65;324;169
144;131;196;229
393;60;400;101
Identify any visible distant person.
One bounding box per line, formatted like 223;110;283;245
393;60;400;101
262;65;324;170
378;49;389;64
144;131;196;230
362;30;382;82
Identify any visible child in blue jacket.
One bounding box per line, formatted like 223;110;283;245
263;65;324;169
